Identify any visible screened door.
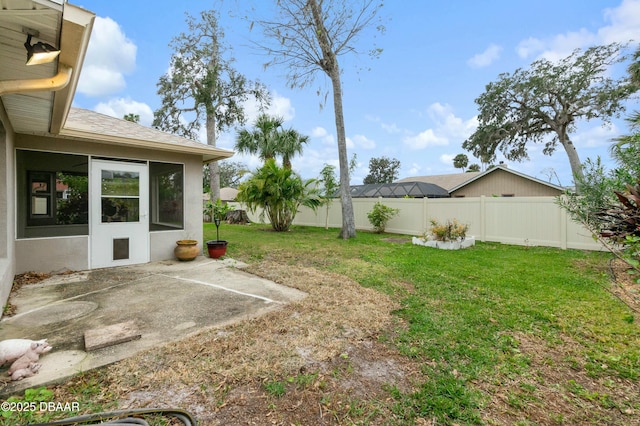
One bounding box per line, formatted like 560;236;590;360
90;159;149;268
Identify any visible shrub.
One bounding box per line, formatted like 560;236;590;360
204;198;233;223
367;202;400;233
558;111;640;280
427;218;469;242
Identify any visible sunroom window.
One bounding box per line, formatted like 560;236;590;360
150;162;184;231
17;150;89;238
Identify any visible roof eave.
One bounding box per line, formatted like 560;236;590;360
58;127;235;162
50;3;95;134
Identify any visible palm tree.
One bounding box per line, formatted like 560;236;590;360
235;114;284;162
610;111;640;176
453;154;469;172
235;114;309;169
279;128;309;169
237;159;321;231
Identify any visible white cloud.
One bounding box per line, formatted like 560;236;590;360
228;151;263;171
77;16;137;96
439;154;456;165
94;98;154;126
381;122;402;134
270;95;295;121
284;146;345;181
572;123;620;148
78;67;127;96
366;115;403;134
516;37;545;59
311;126;328;138
403;103;476;151
544;30;599;61
406;163;422;176
427;103;477;139
467;44;503;68
517;30;597;61
242;91;295;124
351;134;376;149
215;131;236;150
310;126;335;146
516;0;639;62
403;129;448;150
345;136;355;149
599;0;640;43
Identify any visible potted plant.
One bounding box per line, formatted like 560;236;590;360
206;199;233;258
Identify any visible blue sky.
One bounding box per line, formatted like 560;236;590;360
72;0;640;187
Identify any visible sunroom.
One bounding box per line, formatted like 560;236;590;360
0;0;232;311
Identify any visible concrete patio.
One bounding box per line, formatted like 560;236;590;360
0;257;306;397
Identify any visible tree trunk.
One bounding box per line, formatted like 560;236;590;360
206;113;220;202
325;204;330;230
227;209;250;224
330;70;356;239
308;0;356;239
558;128;584;192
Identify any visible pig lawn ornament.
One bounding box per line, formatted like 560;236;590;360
7;342;50;375
0;339;52;366
10;362;41;381
0;339;52;367
1;339;52;381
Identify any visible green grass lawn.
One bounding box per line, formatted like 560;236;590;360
207;223;640;425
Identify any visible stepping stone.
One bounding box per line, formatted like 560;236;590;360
84;320;141;351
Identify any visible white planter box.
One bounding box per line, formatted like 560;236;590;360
412;236;475;250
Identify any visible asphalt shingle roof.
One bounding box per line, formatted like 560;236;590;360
61;108;233;162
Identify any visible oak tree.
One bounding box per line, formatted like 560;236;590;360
463;43;637;188
154;10;269;202
203;161;248;191
363;156;400;184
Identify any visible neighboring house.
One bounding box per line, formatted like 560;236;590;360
203;188;239;204
396;164;565;198
0;1;233;311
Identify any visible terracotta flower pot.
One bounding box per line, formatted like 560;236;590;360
206;240;228;259
174;239;199;261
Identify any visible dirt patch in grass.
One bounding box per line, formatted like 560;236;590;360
381;237;412;244
479;332;638;425
477;259;640;425
53;261;422;425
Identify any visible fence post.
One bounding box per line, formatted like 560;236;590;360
423;197;429;234
479;195;486;242
559;199;568;249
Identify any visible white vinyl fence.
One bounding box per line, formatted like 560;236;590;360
230;196;603;251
